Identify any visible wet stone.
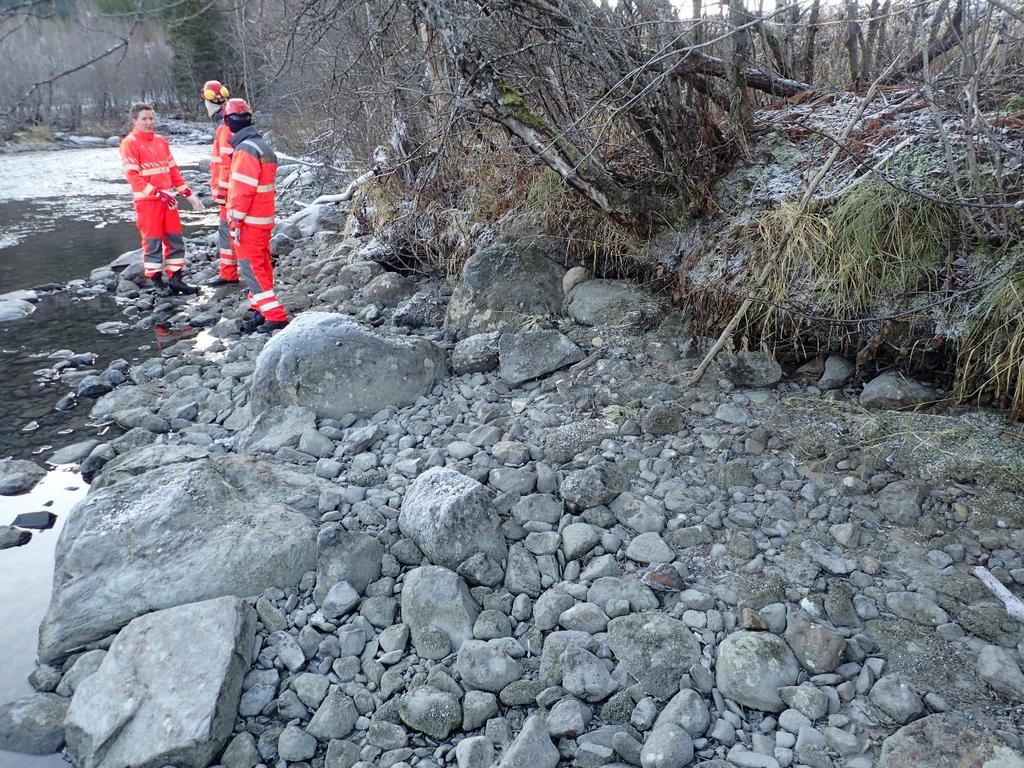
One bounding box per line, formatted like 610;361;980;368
0;525;32;549
11;511;56;530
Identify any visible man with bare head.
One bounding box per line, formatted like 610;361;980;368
119;102;205;296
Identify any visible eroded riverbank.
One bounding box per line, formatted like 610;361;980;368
1;152;1023;768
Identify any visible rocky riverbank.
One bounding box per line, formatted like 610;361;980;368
1;181;1024;768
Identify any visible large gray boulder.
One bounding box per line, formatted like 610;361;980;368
38;457;317;662
716;631;800;712
456;640;523;693
860;371;938;409
817;354;854;390
399;467;507;572
451;332;501;375
559;644;618;702
977;645;1024;701
565;280;654;326
65;596;256;768
235;405;316;454
784;610;845;674
719;351;783;388
250;312;447;419
560;463;627;509
398;686;462;739
445;241;565;339
90;444;211;490
313;527;384;604
878;713;1022;768
401;566;480;658
496;713;559;768
0;693;68;754
499;331;584;386
607;613;701;700
90;382;162;425
537;418;621;464
0;458;46;495
108;247;143;270
877;480;926;526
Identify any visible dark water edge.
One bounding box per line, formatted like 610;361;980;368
0;291;156;461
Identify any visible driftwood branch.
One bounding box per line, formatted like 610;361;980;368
973;566;1024;623
304;146;390;206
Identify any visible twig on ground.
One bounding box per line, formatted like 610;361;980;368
973;565;1024;623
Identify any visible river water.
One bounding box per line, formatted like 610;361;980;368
0;140;209;767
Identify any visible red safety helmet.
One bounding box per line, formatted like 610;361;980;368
201;80;230;103
223;98;252;117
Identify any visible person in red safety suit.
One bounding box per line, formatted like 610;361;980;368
120;102;205;297
223;98;289;333
201;80;239;286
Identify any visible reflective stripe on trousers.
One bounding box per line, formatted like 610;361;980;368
217;205;238;280
134;200;185;278
236;225;286;322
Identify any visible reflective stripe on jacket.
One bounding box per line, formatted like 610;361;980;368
227;126;277;229
120;128;190;200
210;122;234;200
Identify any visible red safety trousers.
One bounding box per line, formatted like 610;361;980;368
235;225;286;322
135;200;186;279
227;125;286;322
120;127;190;279
210;122;238;281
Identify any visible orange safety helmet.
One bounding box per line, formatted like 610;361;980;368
202;80;230;103
222;98;252;117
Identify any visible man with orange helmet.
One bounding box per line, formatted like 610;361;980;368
223;98;289;333
120;103;205;297
201;80;239;286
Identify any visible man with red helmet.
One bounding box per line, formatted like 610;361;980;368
120;103;205;297
223;98;289;333
201;80;239;286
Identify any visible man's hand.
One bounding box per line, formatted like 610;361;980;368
187;195;205;212
155;190;178;209
229;223;241;247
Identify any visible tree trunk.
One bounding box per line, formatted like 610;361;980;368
875;0;891;72
863;0;881;80
888;0;964;81
778;0;799;79
680;51;809;96
728;0;753;131
845;0;862;89
801;0;821;84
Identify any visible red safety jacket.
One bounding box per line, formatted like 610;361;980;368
227;126;276;229
119;128;190;201
209;123;234;203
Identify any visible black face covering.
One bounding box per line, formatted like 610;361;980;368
225;113;253;133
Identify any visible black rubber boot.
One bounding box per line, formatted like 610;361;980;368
207;276;240;287
256;319;290;334
167;271;199;295
240;311;265;334
150;274;171;297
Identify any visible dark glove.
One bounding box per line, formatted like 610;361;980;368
155;190;178;209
